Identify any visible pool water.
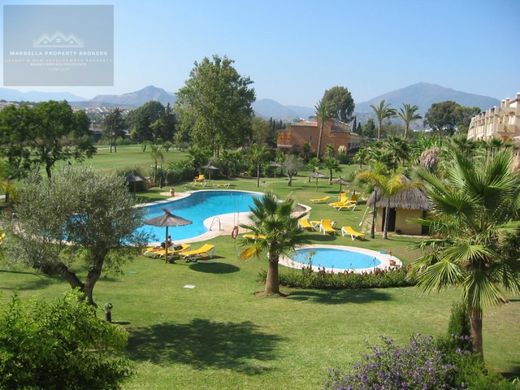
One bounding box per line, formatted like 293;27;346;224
137;191;258;243
290;248;381;270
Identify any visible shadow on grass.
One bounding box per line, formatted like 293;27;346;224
287;289;392;304
189;262;240;274
304;234;337;242
0;269;61;290
127;319;282;374
501;363;520;380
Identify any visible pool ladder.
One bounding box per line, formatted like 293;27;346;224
209;217;222;231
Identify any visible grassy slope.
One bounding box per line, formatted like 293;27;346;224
1;146;519;389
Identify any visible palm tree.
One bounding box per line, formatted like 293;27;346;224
239;193;309;295
323;156;341;184
370;100;396;140
357;169;419;239
397;104;422;139
249;144;268;188
314;99;332;159
150;145;164;186
413;151;520;357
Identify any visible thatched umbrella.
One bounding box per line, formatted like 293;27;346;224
309;171;327;191
144;209;192;262
332;177;349;192
126;172;145;193
201;163;219;183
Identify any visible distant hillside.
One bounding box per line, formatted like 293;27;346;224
0;87;85;102
90;86;176;107
253;99;314;120
355;82;500;115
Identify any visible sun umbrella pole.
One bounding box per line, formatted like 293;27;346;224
164;225;169;263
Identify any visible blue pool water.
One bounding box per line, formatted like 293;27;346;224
290;248;381;270
137;191;259;243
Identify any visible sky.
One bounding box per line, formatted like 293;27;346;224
1;0;519;106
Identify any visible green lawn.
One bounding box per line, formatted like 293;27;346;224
2;148;519;389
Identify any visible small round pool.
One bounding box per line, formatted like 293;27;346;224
281;245;401;273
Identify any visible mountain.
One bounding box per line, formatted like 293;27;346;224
90;85;175;106
355;82;500;115
253;99;313;120
0;87;85;102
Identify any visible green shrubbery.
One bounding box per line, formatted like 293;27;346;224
0;291;132;389
259;265;415;289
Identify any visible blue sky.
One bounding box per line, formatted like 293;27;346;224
1;0;519;105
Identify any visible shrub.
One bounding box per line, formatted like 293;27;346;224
324;334;457;389
258;265;415;289
0;291;132;389
165;159;197;184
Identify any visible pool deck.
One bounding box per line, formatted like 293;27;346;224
279;244;402;274
143;189;311;244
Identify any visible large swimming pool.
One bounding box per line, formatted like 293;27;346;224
137;190;259;243
281;245;399;273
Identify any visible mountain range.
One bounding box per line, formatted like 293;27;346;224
0;83;502;120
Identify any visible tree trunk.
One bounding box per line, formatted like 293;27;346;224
316;122;324;159
470;307;484;357
40;261;84;291
288;175;293;186
83;253;106;307
371;189;377;239
45;164;52;179
383;199;390;239
329;169;333;184
265;252;280;295
404;123;409;139
256;164;260;188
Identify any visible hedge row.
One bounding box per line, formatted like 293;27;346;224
258;265;416;289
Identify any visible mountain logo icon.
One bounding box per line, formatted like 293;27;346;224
34;32;84;48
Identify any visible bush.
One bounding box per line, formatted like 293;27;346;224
325;334;457;389
165;159;197;184
0;291;132;389
324;334;516;390
258;265;415;289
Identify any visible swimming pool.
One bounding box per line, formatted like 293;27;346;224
137;190;259;243
281;245;401;273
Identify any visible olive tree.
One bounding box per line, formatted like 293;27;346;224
5;167;147;305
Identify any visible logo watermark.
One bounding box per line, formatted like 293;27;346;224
3;5;114;86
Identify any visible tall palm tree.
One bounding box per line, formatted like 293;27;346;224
397;104;422;139
150;145;164;185
357;169;419;239
249;144;268;188
240;193;309;295
413;151;520;357
370;100;396;140
314;99;332;159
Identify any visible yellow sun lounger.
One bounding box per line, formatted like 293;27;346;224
320;219;336;235
341;226;365;240
310;196;330;203
144;243;191;258
194;174;205;183
298;218;315;231
243;233;267;241
333;201;357;211
180;243;215;262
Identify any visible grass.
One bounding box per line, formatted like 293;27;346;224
1;146;519;389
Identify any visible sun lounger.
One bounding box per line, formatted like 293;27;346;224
341;226;365;240
181;243;215;262
310;196;330;203
333;201;357;211
194;174;205;183
320;219;336;235
145;243;191;258
298;218;315;231
243;233;267;241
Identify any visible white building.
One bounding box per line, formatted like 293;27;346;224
467;93;520;141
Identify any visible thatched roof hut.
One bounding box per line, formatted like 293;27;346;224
366;178;431;235
366;180;431;211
